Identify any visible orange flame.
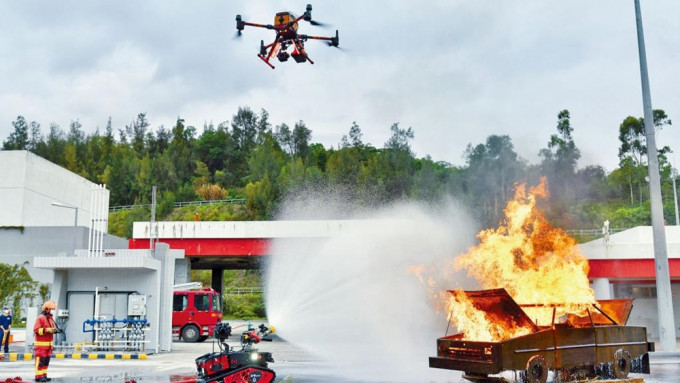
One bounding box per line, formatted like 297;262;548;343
446;291;533;342
449;178;595;340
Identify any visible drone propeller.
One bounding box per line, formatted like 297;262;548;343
328;30;340;47
303;4;329;28
235;14;245;38
327;43;347;52
309;19;329;28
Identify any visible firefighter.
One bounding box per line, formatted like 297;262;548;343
0;305;11;353
34;301;58;382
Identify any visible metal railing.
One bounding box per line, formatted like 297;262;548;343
109;198;247;212
564;228;627;237
224;287;263;295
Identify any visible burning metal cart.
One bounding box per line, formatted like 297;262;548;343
429;289;653;383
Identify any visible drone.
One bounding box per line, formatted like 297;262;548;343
235;4;339;69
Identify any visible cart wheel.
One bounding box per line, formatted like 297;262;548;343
613;349;631;379
526;355;549;383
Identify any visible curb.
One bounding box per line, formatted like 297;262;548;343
1;353;148;361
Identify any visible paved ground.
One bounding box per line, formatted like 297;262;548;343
1;327;678;383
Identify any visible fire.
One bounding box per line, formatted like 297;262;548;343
449;178;595;340
447;290;533;342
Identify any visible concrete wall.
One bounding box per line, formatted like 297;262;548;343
0;226;128;282
615;284;680;339
0;150;105;228
156;245;185;352
174;258;191;284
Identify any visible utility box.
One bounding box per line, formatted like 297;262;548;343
128;294;147;316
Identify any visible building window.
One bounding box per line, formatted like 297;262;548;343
613;284;657;299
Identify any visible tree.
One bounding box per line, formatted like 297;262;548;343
232;107;260;154
349;121;363;147
195;122;235;175
28;121;44;153
309;143;329;172
413;156;447;202
247;133;286;183
43;123;66;165
147;125;171;157
126;113;150;157
38;283;51;302
618;109;672;167
193;160;211;189
246;173;275;219
326;146;362;187
618;116;646;167
464;135;524;224
384;122;414;154
381;123;415;199
539;109;581;200
275;123;293;155
3;116;29;150
0;262;38;316
292;120;311;159
616;109;672;205
169;117;196;185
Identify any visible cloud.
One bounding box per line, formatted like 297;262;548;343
1;0;679;171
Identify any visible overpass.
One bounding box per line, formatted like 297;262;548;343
128;220;380;293
129;221;680;301
129;220;378;266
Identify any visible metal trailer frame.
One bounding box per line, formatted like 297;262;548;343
429;289;653;383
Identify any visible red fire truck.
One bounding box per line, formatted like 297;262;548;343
173;285;223;342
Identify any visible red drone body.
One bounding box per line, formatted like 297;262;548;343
236;4;339;69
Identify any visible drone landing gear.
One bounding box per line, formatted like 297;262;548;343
291;41;314;65
258;54;275;69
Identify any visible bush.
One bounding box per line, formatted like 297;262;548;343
157;190;176;218
108;206;150;238
223;293;266;319
196;184;228;201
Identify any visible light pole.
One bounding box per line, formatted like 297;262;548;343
51;202;79;254
672;168;679;225
633;0;676;351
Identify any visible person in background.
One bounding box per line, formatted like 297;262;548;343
34;301;58;382
0;306;11;353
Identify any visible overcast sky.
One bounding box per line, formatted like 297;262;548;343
1;1;679;171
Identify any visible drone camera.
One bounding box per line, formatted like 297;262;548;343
277;51;290;62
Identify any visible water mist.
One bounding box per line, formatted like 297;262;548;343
264;193;479;382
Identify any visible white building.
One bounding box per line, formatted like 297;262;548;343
0;150;183;353
580;226;680;340
1;150;101;228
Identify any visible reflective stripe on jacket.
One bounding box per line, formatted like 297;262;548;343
33;313;55;349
